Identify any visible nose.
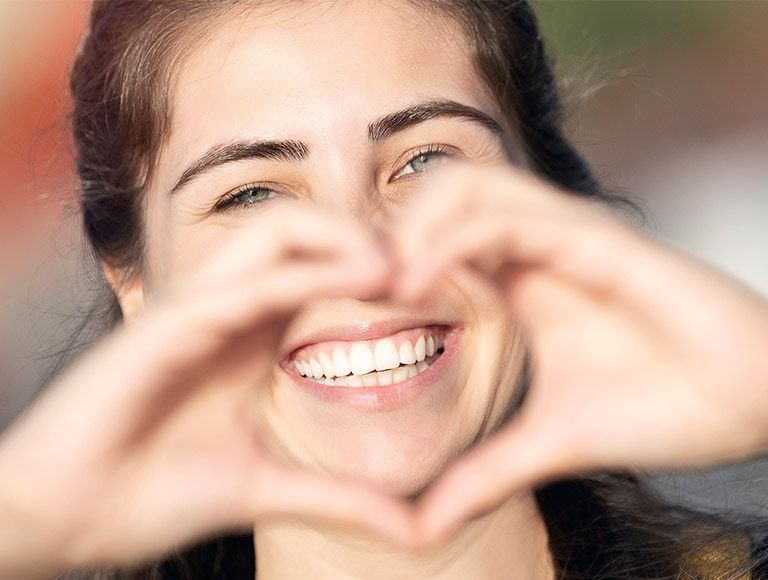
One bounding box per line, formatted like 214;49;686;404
301;162;395;303
311;162;393;236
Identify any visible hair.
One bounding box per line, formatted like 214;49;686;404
58;0;768;578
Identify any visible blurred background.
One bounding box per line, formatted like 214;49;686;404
1;1;767;520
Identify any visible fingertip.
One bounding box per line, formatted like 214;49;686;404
393;278;420;304
393;266;434;304
412;503;463;552
343;259;393;301
374;507;420;549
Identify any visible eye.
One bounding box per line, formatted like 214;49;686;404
391;144;452;181
212;183;280;213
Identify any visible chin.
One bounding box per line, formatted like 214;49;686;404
315;423;468;497
261;323;492;495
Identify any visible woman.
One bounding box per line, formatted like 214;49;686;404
2;0;768;577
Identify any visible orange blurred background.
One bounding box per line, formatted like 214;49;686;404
1;0;89;423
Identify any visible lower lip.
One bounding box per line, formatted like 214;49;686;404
286;328;462;411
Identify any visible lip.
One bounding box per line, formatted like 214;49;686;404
283;326;463;411
280;316;462;360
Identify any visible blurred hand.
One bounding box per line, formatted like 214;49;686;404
0;201;413;577
392;162;768;545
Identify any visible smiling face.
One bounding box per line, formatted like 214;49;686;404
137;0;528;495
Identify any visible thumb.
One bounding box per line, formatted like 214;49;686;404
248;463;417;547
414;411;580;546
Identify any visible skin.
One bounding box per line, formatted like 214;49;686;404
395;162;768;543
149;0;523;501
1;0;768;578
140;2;550;576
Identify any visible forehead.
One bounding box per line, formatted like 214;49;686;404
159;0;502;179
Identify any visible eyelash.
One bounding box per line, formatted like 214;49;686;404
212;143;452;213
390;143;450;181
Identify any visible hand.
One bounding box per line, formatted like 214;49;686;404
392;161;768;544
0;201;413;577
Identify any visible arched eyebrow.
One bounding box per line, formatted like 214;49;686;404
168;98;506;197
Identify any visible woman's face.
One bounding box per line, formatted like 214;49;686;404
140;0;526;495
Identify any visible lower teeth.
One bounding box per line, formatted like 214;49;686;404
305;349;443;387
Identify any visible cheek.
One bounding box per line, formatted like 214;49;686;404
447;270;528;432
143;197;245;286
460;313;526;434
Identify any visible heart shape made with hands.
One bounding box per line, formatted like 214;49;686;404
176;158;759;552
21;159;759;570
219;160;644;549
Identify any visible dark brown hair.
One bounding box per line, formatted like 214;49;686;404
60;0;768;578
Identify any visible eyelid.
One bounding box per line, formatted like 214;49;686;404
389;143;457;183
209;144;461;213
211;181;284;213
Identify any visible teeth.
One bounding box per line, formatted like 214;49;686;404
301;357;437;387
392;366;409;383
347;375;362;387
309;357;324;379
318;352;335;378
361;373;378;387
374;339;399;371
294;331;448;383
332;348;350;378
398;340;417;365
349;343;375;376
414;336;426;362
377;369;393;386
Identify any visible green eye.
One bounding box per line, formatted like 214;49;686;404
393;145;451;180
214;185;278;212
213;144;453;212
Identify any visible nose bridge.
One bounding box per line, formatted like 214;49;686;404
330;181;391;241
311;151;389;232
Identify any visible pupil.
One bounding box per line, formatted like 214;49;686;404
239;188;264;203
414;153;431;171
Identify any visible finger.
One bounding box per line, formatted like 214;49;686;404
394;161;480;247
132;258;389;396
35;258;390;453
395;214;561;301
393;162;623;301
393;162;563;259
251;465;416;547
191;200;389;289
190;258;391;347
415;413;580;546
398;199;627;308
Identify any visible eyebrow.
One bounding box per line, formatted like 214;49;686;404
168;98;506;197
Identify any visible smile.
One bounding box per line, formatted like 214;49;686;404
288;326;448;387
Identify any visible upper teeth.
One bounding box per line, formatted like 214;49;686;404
291;332;445;381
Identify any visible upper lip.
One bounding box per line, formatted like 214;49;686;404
279;317;460;361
